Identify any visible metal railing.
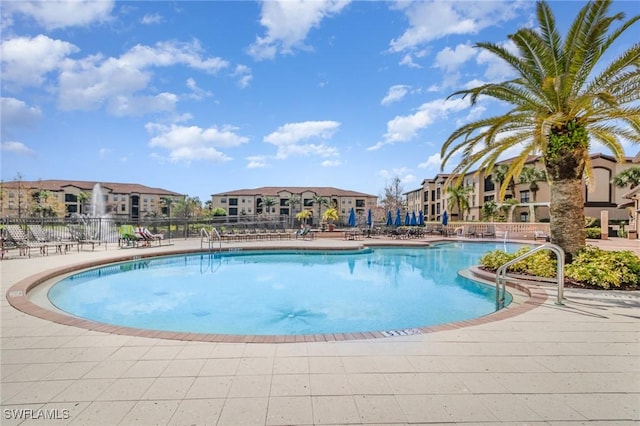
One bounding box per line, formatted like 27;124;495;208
200;227;222;251
495;243;565;309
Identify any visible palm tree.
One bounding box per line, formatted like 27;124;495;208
311;195;328;224
612;166;640;189
491;164;516;199
259;196;277;219
519;166;547;202
441;0;640;259
446;184;473;221
77;191;90;215
285;194;301;228
482;200;499;222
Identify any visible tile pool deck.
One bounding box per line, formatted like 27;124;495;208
1;236;638;425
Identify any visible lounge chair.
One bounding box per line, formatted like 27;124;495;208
295;227;314;240
136;226;163;246
119;225;140;247
465;226;477;238
67;224;104;251
534;229;550;241
27;224;74;254
481;224;496;238
5;224;49;257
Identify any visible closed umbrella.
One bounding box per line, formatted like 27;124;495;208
405;211;410;226
418;210;424;226
386;211;392;226
442;210;449;226
366;209;372;227
394;208;401;227
348;207;356;227
411;211;417;226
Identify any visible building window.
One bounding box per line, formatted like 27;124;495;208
520;212;529;222
281;208;289;215
484;195;495;202
229;207;238;215
280;199;288;206
65;194;78;202
229;198;238;206
121;204;126;212
303;199;313;207
520;191;530;203
356;199;365;207
484;176;495;192
220;198;227;204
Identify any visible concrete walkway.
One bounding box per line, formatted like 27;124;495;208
1;236;638;425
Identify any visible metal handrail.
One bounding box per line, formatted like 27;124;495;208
200;227;222;251
495;243;565;309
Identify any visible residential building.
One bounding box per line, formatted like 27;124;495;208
210;187;377;225
405;153;637;224
0;180;184;220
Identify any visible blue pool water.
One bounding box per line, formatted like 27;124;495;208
48;243;521;336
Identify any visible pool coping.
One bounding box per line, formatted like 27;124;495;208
5;244;548;343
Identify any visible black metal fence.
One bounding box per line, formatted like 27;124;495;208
0;215;296;244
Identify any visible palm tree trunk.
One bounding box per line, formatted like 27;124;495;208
549;178;585;262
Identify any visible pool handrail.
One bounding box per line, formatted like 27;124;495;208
200;227;222;251
495;243;565;309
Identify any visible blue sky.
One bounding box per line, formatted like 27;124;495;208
2;1;638;202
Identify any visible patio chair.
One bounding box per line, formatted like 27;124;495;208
534;229;550;242
4;224;49;257
135;226;163;247
67;225;104;251
481;224;496;239
27;224;73;254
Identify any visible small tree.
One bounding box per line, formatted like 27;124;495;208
311;195;329;223
612;167;640;189
519;166;547;202
259;196;277;219
446;184;473;221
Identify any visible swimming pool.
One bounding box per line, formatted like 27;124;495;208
48;243;520;336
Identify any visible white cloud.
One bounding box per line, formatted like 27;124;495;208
2;0;114;30
186;78;213;100
108;92;178;116
389;1;528;65
434;43;476;73
1;35;78;89
264;120;341;160
141;13;163;25
248;0;351;60
321;159;341;167
246;155;269;169
1;97;42;129
381;85;410;106
476;40;519;81
146;123;248;162
418;153;442;169
57;40;228;114
1;141;36;156
233;65;253;88
369;97;468;150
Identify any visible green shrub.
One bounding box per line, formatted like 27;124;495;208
480;247;557;278
585;227;601;239
565;246;640;289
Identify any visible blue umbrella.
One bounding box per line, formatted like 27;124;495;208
411;211;417;226
405;211;410;226
366;209;372;227
348;207;356;227
442;210;449;226
386;211;393;226
418;210;424;226
394;208;401;227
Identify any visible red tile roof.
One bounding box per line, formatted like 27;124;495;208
212;186;376;198
1;179;182;196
